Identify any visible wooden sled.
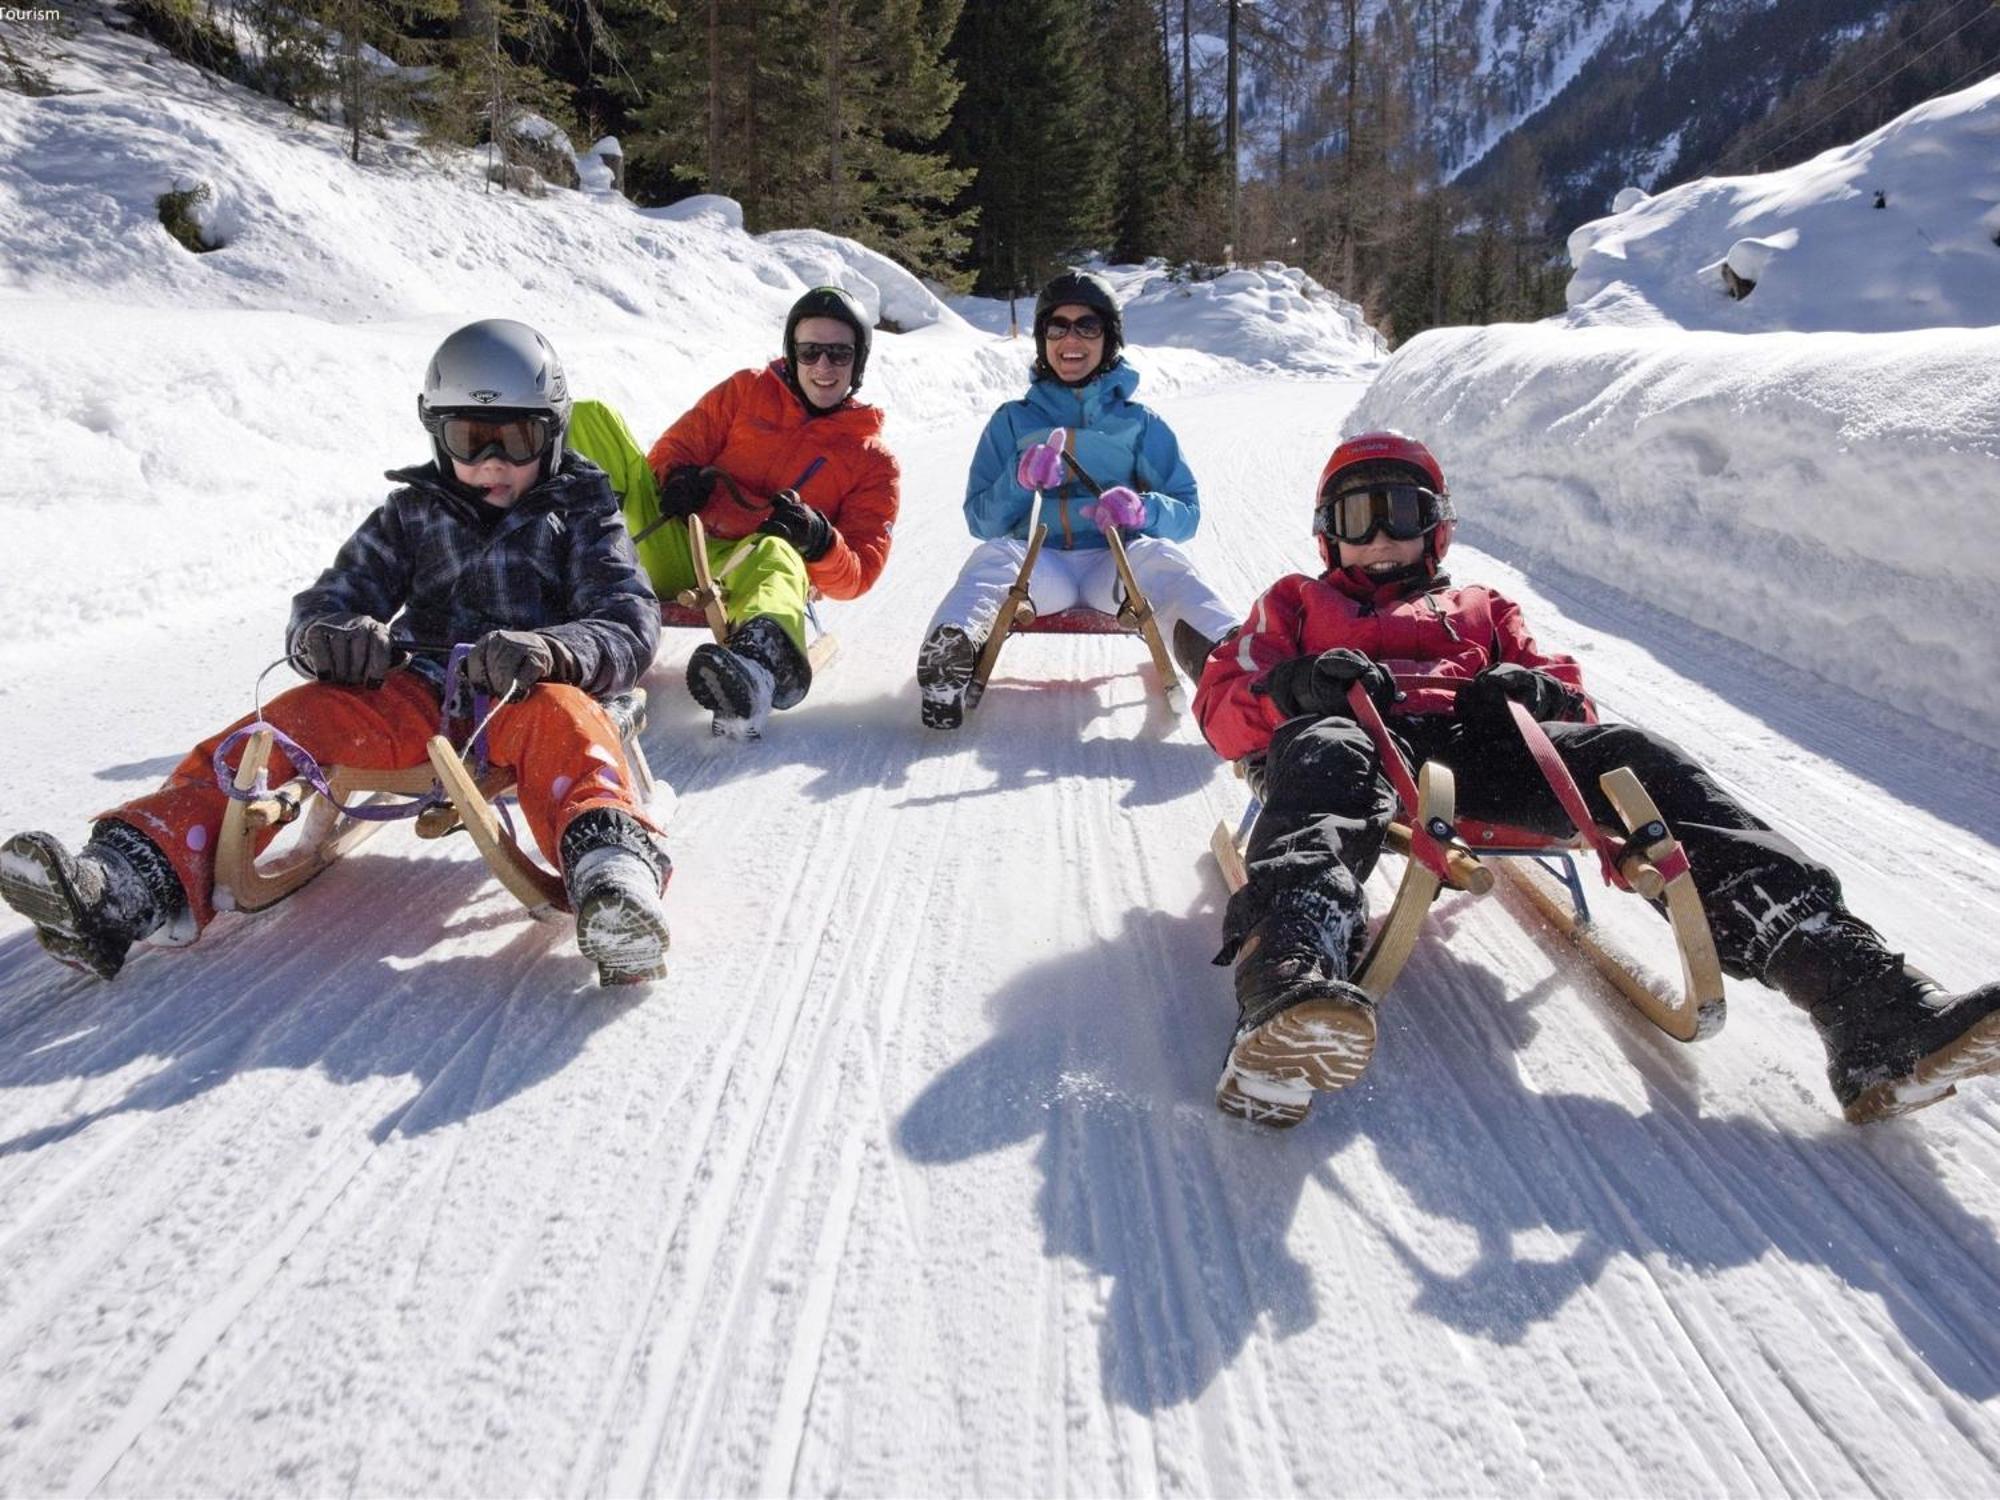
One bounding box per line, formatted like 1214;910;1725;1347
213;689;657;921
1209;681;1725;1116
965;494;1187;715
660;512;839;673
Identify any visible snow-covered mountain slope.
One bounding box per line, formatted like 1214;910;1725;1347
2;10;1999;1497
1449;0;1909;226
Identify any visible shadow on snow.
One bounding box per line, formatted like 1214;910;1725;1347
897;888;2000;1414
0;846;644;1153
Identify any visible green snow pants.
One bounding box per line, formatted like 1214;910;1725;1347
567;398;811;657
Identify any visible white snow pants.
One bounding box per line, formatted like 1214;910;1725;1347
925;536;1239;645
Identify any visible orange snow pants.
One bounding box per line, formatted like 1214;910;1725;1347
99;671;655;929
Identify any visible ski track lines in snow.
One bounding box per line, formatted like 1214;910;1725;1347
0;378;1998;1494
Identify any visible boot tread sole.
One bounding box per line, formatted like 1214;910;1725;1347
1216;994;1377;1128
1;834;127;980
0;834;89;937
917;631;977;731
1844;1007;2000;1123
573;889;670;988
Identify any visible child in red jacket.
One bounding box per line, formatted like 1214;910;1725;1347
1193;430;1999;1125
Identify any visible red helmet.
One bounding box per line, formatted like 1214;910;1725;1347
1315;430;1454;572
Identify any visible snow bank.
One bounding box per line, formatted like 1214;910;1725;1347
1117;263;1385;375
1350;78;2000;751
1566;74;2000;333
948;259;1385;374
755;227;959;333
1348;321;2000;749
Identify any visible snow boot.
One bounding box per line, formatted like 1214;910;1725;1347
1766;912;2000;1123
687;615;809;740
560;809;671;987
0;822;184;981
1172;619;1225;684
917;624;979;730
1217;899;1375;1127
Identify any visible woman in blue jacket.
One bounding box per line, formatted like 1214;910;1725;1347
917;271;1238;728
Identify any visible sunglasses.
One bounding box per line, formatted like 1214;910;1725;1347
1317;483;1443;544
1044;314;1105;341
794;342;856;367
429;411;554;465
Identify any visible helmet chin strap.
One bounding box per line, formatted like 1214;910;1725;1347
1343;557;1430;589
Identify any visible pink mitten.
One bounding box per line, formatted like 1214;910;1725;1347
1015;428;1069;491
1084;485;1146;532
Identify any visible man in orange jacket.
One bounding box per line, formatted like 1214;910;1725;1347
632;286;902;735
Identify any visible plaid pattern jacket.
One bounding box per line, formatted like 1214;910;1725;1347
287;457;660;701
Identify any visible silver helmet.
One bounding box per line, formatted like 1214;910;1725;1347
418;318;573;476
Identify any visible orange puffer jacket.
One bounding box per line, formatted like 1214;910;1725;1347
646;360;901;601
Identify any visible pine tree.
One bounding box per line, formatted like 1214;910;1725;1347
326;0;458;164
824;0;977;284
437;0;575;191
537;0;675;155
946;0;1110;296
1095;0;1182;264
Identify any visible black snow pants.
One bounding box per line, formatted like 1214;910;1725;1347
1220;712;1845;981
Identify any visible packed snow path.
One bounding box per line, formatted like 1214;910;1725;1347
1;378;1997;1497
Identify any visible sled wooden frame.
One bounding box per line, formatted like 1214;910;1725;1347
213;692;658;921
659;513;840;672
965;493;1187;715
1209;682;1725;1044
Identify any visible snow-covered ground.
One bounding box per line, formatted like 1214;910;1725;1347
2;10;1999;1497
1352;73;2000;755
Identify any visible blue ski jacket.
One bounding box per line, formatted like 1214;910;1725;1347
963;361;1200;552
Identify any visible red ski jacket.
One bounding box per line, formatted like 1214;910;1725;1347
646;361;901;601
1194;567;1596;762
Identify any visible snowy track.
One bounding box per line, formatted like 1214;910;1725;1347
2;379;1998;1496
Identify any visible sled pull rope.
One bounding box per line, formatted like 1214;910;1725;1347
211;644;514;820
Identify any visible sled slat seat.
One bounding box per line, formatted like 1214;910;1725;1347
1012;606;1135;636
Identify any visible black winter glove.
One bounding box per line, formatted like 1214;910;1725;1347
1256;648;1396;721
1454;663;1584;725
758;487;835;563
298;613;397;689
655;464;715;522
465;629;573;700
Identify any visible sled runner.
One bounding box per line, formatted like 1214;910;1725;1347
658;510;839;672
212;654;659;920
964;490;1188;716
1210;675;1725;1119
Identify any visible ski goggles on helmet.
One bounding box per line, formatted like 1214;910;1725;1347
425;409;556;465
794;341;856;367
1044;314;1106;341
1317;482;1446;544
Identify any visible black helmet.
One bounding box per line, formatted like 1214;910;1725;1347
783;285;872;395
1033;270;1123;382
